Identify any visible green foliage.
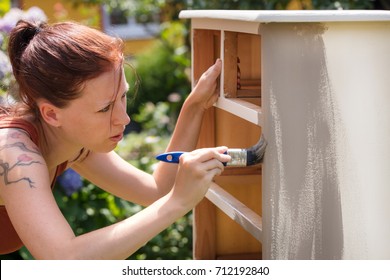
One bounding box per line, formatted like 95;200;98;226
311;0;374;9
133;100;181;137
0;1;10;17
115;129;170;172
133;214;192;260
68;0;381;26
55;178;192;260
54;184;134;235
125;21;190;119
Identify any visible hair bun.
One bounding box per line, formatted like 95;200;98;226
18;20;45;45
8;20;46;78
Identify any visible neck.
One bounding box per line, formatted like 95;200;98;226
36;118;83;169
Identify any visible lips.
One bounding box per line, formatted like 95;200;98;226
110;132;124;142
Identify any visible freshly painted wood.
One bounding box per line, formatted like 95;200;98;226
206;183;262;242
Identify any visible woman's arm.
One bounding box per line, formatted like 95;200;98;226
1;129;229;259
72;151;160;206
152;59;222;197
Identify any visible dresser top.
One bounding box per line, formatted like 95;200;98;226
179;10;390;23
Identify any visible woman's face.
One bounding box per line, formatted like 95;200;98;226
58;65;130;152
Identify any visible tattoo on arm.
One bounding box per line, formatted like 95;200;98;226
0;141;43;188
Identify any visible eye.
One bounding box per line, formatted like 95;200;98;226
98;104;111;113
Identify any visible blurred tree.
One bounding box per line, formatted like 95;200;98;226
67;0;385;24
376;0;390;9
0;0;11;17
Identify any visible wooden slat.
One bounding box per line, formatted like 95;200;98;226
237;88;261;98
215;97;263;127
223;31;238;98
193;29;219;81
192;29;220;259
240;79;261;87
193;198;217;260
206;182;262;242
237;33;261;81
189;18;261;35
222;165;262;176
193;107;217;259
217;253;262;260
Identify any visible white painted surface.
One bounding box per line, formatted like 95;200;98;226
180;10;390;23
214;98;263;126
262;21;390;259
323;22;390;259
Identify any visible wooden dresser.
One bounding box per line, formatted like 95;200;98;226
180;10;390;260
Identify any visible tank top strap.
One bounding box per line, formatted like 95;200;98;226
0;115;39;146
0;115;68;180
52;161;68;189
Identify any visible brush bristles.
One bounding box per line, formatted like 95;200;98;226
246;134;267;166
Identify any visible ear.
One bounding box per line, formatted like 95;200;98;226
38;101;62;127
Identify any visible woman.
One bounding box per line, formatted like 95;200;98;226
0;20;229;259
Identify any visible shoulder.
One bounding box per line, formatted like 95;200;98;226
0;127;47;189
0;114;39;145
0;127;40;158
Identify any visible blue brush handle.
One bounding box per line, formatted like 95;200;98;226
156;151;228;165
156;152;185;163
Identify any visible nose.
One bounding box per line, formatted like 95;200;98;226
112;101;130;127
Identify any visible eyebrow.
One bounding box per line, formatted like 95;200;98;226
99;82;130;107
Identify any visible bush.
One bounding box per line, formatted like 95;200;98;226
125;21;190;119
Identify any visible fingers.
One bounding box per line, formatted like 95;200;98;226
189;59;222;110
204;58;222;79
172;146;229;207
202;164;224;183
182;146;229;165
194;59;222;86
179;146;230;178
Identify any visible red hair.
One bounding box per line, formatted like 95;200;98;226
7;20;124;115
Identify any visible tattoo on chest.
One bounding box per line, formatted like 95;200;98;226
0;141;43;188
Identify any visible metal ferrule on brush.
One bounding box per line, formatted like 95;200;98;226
226;149;247;166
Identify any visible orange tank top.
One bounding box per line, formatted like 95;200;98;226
0;116;67;254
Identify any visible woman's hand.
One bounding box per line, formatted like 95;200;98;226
187;59;222;110
152;59;222;200
169;146;230;209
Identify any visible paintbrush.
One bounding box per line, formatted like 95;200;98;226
156;134;266;167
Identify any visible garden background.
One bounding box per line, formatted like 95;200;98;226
0;0;388;260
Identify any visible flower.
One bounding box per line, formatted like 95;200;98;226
22;6;47;23
57;169;83;196
0;6;47;96
0;6;47;34
0;50;11;80
0;8;24;33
